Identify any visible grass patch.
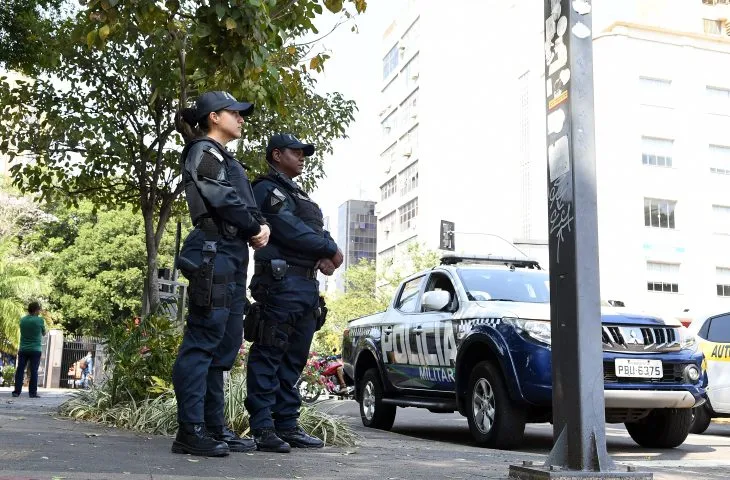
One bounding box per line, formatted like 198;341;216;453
58;372;357;447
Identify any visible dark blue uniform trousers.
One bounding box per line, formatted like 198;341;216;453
172;230;247;426
245;274;319;431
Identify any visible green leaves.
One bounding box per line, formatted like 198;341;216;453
324;0;344;13
99;24;111;40
195;23;211;37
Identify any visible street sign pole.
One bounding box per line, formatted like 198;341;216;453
510;1;650;478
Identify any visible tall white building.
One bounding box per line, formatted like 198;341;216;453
375;2;531;274
375;0;730;316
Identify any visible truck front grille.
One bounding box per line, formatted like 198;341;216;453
602;326;680;353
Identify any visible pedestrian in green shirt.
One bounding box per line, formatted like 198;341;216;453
12;301;46;398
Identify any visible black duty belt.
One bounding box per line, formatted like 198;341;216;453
255;262;317;280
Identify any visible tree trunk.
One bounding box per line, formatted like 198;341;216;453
143;208;160;314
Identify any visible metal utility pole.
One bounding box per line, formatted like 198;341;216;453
510;1;649;478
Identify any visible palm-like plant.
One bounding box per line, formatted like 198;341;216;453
0;241;48;352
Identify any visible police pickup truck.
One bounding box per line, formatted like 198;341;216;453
342;255;706;450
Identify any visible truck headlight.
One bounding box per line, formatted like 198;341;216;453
503;317;552;345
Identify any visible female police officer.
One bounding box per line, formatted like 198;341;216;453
172;91;270;457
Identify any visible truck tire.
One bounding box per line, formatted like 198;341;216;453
625;408;692;448
359;368;396;430
690;404;712;435
466;361;526;449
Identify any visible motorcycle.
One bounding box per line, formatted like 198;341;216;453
295;353;354;403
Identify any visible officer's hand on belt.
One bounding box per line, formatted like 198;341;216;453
315;258;336;276
249;224;271;250
331;248;344;269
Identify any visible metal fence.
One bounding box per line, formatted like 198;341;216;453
60;336;103;389
159;278;187;323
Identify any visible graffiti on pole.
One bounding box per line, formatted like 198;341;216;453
544;0;576;263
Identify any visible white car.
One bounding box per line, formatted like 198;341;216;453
687;310;730;433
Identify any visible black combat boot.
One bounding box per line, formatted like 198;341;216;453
171;423;230;457
208;425;256;452
252;428;291;453
276;426;324;448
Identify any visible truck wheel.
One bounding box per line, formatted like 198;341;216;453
690;404;712;435
359;368;396;430
466;361;526;449
625;408;692;448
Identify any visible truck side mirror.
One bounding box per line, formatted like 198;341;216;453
422;290;451;312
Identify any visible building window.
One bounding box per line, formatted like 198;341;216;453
382;45;399;80
381;110;398;137
717;267;730;297
401;54;420;91
399;198;418;232
710;144;730;174
644;198;676;229
399;125;419;157
707;86;730;115
641;137;673;167
647;262;680;293
400;89;418;129
704;18;723;34
399;161;418;196
639;77;672;106
381;142;397;174
400;17;420;59
380;176;397;200
713;205;730;234
379;211;396;240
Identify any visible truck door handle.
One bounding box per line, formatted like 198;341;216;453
413;326;423;334
383;327;393;335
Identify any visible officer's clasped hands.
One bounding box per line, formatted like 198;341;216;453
331;248;344;269
315;258;336;276
249;224;271;250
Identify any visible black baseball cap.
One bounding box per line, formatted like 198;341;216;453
195;91;254;120
266;133;315;160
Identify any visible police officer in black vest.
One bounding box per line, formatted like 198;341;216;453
172;91;270;457
244;133;343;452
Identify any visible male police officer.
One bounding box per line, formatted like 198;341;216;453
244;133;343;452
172;91;270;457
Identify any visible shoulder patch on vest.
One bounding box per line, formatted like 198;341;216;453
205;147;224;162
270;188;286;208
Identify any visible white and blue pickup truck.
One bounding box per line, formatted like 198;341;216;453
342;255;706;450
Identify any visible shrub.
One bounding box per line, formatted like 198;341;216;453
2;365;16;386
59;370;357;446
103;314;181;404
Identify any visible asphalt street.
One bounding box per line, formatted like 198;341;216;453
322;397;730;479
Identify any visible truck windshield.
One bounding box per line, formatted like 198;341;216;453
458;268;550;304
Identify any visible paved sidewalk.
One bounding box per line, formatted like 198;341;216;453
0;387;544;480
3;387;708;480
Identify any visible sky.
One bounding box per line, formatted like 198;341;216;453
308;1;409;231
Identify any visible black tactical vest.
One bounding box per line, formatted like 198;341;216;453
256;173;324;233
253;173;326;267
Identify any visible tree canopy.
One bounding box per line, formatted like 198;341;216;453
0;0;366;311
